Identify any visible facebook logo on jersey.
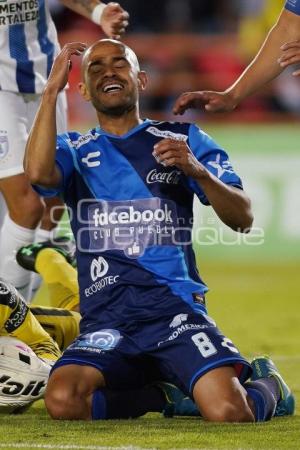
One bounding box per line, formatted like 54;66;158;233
87;198;178;257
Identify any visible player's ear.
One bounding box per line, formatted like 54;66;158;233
78;82;91;101
137;71;147;91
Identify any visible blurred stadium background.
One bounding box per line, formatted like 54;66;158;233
5;1;299;448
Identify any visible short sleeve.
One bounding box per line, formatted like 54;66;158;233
285;0;300;15
33;134;75;198
187;124;243;205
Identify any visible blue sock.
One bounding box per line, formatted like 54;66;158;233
91;386;165;420
92;390;107;420
245;380;277;422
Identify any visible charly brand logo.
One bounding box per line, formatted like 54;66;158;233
0;134;9;160
90;256;109;281
169;313;188;328
81;151;101;168
146;169;181;185
207;153;234;179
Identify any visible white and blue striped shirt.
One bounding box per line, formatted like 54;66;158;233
0;0;60;93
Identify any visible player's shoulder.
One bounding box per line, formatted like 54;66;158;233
57;128;100;151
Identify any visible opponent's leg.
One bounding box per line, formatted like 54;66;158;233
0;279;61;363
17;242;78;310
0;180;42;298
30;305;80;351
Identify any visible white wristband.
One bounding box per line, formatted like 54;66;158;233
91;3;106;24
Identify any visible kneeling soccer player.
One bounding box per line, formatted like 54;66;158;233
24;39;295;422
0;245;199;417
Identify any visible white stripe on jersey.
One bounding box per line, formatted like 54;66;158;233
0;0;60;93
0;21;18;92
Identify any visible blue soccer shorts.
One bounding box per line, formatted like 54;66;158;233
51;311;251;396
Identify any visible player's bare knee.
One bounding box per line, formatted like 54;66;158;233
45;382;85;420
201;399;254;423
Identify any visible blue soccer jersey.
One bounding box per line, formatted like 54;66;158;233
35;120;243;333
285;0;300;14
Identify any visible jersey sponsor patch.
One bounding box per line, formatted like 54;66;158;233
86;197;178;257
68;329;123;353
146;126;188;141
0;1;39;26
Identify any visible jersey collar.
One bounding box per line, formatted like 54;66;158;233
95;119;152;139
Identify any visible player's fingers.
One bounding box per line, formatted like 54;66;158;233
153;139;186;155
173;92;196;114
160;156;181;167
173;92;209;114
62;42;87;51
280;40;300;50
292;69;300;76
278;47;300;61
107;3;129;19
279;54;300;67
111;22;128;33
155;150;180;162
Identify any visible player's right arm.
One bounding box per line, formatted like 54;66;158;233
173;8;300;114
24;43;86;188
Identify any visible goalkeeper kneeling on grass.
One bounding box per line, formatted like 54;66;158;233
0;239;200;417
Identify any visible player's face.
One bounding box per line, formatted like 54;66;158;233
80;41;146;116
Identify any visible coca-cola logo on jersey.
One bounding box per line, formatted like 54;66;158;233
146;169;181;185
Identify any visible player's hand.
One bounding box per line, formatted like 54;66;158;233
279;40;300;76
173;91;237;115
100;2;129;39
153;138;207;180
45;42;87;94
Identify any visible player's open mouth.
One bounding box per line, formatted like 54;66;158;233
102;83;124;93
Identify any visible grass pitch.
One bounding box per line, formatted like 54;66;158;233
0;260;299;450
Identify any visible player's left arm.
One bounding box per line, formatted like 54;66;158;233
153;139;253;233
59;0;129;39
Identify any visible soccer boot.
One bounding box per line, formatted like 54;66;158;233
29;339;61;366
251;356;295;416
16;236;76;272
157;382;200;417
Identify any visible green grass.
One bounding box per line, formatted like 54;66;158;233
1;260;299;450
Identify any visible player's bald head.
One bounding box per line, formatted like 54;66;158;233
81;39;140;80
